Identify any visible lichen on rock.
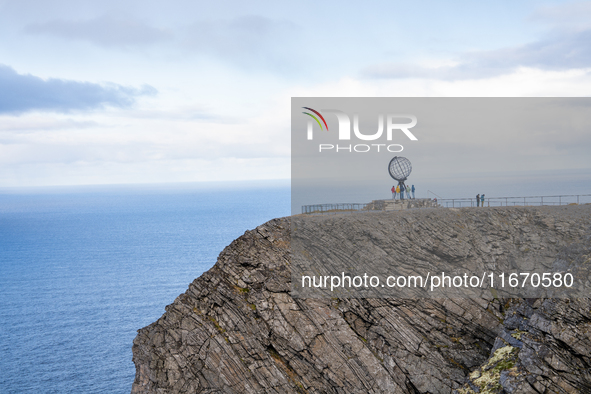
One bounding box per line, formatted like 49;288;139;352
457;344;519;394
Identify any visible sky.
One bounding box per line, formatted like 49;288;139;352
1;0;590;187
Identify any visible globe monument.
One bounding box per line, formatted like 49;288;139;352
388;156;412;199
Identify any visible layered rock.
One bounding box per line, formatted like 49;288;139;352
131;205;591;393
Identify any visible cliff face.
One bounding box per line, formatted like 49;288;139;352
131;205;591;394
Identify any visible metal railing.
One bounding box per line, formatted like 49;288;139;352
437;194;591;208
301;203;369;214
302;194;591;214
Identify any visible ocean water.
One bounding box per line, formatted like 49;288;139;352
0;182;290;394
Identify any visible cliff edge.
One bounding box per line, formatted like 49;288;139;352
132;205;591;393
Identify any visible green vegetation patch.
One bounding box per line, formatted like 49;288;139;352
456;345;520;394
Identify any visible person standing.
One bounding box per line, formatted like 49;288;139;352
406;185;411;199
391;185;396;199
476;194;480;207
481;194;485;207
396;185;400;200
411;185;415;199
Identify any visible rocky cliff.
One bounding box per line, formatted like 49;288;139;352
131;205;591;393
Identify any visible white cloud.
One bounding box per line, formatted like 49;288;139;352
363;30;591;80
181;15;298;70
530;1;591;30
0;1;590;187
24;14;173;47
292;67;591;97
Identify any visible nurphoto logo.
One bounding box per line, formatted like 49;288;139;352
302;107;418;153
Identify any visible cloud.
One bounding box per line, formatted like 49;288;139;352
0;64;156;114
363;29;591;81
24;15;172;47
0;116;99;133
530;1;591;30
23;13;296;69
183;15;296;68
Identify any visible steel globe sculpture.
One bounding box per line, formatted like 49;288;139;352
388;156;412;200
388;156;412;182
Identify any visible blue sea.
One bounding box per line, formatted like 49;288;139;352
0;181;290;394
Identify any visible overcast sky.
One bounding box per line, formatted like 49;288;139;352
1;0;590;187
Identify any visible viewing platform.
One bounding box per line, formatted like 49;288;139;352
301;198;438;214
